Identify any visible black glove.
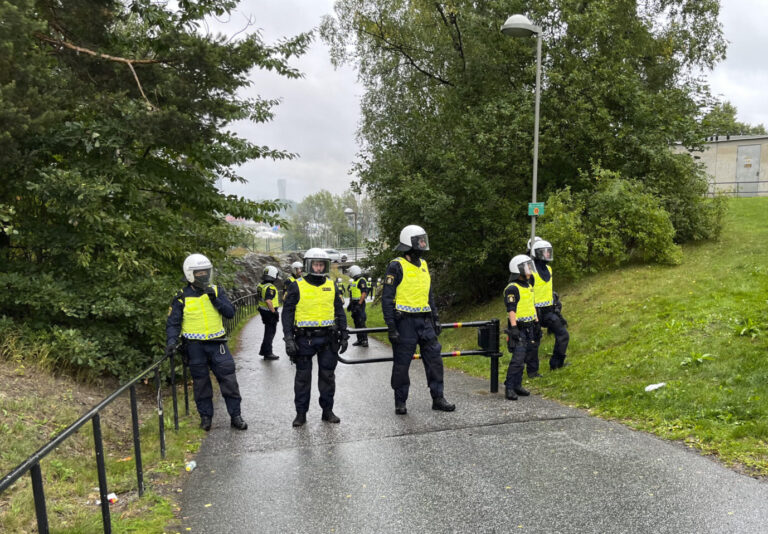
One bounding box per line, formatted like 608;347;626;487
505;326;520;352
387;323;400;345
338;329;349;354
557;311;568;327
346;301;353;312
533;322;543;342
433;317;442;336
284;336;298;358
165;345;177;359
205;286;217;302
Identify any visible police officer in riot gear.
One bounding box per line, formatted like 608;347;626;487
282;261;303;302
281;248;349;427
166;254;247;431
531;239;570;370
347;265;369;347
382;225;455;415
257;265;281;360
503;255;541;400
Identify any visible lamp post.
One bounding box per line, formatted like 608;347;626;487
344;207;358;261
501;14;542;249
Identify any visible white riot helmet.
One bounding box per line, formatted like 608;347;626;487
395;224;429;252
290;261;303;277
183;254;213;289
262;265;279;282
303;248;331;280
531;239;553;262
509;254;536;278
526;236;542;254
348;265;362;278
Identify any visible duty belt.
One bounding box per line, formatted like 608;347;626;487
296;327;333;336
517;320;536;329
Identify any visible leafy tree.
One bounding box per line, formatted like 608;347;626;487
322;0;728;303
0;0;310;377
701;101;766;137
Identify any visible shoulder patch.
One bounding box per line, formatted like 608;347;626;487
167;306;173;316
507;294;516;303
385;275;395;285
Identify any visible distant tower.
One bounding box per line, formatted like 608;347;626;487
277;178;287;200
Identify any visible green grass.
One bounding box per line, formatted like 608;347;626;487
370;198;768;476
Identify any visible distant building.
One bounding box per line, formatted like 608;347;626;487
277;178;286;200
674;135;768;197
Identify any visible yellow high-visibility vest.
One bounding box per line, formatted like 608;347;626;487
349;278;363;299
532;264;554;307
294;278;336;327
394;257;431;313
181;285;226;340
257;282;280;310
506;281;536;323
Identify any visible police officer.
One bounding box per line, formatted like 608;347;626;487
257;266;280;360
503;254;541;400
166;254;247;431
346;265;369;347
281;248;349;427
531;239;570;370
383;225;455;415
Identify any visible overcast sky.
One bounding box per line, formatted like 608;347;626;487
218;0;768;203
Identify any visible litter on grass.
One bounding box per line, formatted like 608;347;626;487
644;382;666;392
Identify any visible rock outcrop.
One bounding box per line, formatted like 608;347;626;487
230;252;302;299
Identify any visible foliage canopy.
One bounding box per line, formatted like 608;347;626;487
323;0;730;302
0;0;309;377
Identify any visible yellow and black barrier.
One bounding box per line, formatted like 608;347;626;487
341;319;503;393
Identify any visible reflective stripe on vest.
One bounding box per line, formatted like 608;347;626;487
181;285;226;340
506;281;536;323
349;278;362;299
532;264;554;307
394;257;431;313
294;278;336;327
257;282;280;310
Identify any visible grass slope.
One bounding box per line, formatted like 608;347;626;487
370;198;768;476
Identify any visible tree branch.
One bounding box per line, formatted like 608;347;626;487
34;32;162;109
435;3;465;72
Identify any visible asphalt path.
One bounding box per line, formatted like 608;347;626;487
180;314;768;533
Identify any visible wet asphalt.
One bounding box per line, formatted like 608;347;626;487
180;313;768;533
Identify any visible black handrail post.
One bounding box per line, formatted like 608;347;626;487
129;385;144;497
170;350;179;432
92;413;112;533
490;319;501;393
30;462;49;534
182;359;189;416
155;369;166;459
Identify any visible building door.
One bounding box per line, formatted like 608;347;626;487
736;144;761;197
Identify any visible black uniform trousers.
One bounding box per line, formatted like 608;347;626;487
391;313;444;404
504;325;539;390
349;301;368;343
293;331;338;414
186;340;242;418
258;308;279;356
538;307;570;369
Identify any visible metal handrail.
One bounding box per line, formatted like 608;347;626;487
0;292;260;534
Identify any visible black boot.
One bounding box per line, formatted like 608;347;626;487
395;402;407;415
263;353;279;360
505;388;518;400
321;410;340;423
513;386;530;396
292;412;307;427
200;415;212;431
352;340;363;346
432;397;456;412
528;372;543;378
231;415;248;430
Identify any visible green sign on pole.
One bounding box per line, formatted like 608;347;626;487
528;202;545;216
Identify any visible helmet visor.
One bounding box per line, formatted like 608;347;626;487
535;247;553;261
192;268;212;288
305;258;330;277
517;260;535;277
410;233;429;251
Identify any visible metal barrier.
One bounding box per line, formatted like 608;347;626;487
0;292;261;534
340;319;503;393
707;180;768;197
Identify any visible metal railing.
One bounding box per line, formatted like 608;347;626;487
0;292;261;534
707;180;767;197
342;319;503;392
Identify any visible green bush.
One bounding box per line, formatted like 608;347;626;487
539;165;684;280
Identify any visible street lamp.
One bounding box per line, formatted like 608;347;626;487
501;14;542;249
344;207;358;261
